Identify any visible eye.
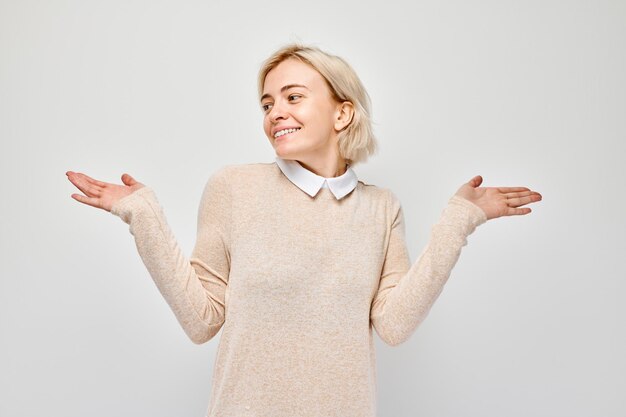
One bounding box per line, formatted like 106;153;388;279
261;103;273;112
288;94;302;101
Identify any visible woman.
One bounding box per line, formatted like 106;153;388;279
66;44;541;417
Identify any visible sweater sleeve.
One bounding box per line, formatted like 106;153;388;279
370;193;487;346
110;168;232;345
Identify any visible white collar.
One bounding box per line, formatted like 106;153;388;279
275;156;358;200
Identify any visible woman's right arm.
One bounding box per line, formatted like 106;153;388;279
66;169;232;344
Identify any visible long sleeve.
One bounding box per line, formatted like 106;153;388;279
110;168;232;345
370;193;487;347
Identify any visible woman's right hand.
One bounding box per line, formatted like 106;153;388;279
66;171;145;212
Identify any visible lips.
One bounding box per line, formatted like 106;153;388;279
273;126;301;136
274;127;301;141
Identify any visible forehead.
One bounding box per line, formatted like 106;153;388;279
263;58;327;93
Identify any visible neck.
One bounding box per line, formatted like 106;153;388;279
298;157;347;178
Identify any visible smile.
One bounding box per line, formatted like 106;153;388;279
274;128;301;139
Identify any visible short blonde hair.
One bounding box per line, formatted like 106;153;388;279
258;44;378;167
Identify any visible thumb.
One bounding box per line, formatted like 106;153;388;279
468;175;483;188
121;173;138;186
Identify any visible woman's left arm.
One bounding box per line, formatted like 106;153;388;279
370;175;541;346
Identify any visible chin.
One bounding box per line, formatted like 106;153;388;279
274;146;296;159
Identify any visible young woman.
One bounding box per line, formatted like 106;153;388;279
66;44;542;417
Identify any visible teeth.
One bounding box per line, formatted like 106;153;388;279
274;128;300;138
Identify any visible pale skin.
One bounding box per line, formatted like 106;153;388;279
66;59;542;220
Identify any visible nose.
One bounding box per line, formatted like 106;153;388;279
268;100;287;124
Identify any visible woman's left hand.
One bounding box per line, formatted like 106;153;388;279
454;175;542;221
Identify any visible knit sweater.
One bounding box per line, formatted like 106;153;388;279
110;161;487;417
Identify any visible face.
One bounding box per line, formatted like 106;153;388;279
260;58;346;162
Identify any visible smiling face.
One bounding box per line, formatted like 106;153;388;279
260;58;344;164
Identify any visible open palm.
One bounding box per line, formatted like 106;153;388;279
66;171;145;212
455;175;542;220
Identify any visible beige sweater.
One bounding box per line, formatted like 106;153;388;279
110;161;487;417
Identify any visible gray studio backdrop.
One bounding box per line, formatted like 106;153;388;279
1;0;624;416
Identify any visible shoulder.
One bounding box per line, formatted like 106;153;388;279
208;161;277;183
203;161;281;198
357;179;400;206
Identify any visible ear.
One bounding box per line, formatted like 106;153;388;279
334;101;355;132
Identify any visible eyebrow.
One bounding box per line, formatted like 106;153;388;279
260;84;310;103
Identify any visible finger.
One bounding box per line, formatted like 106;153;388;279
503;190;535;199
70;193;103;209
506;207;532;216
121;173;137;186
68;173;102;197
497;186;530;193
469;175;483;188
70;171;108;188
74;174;102;196
85;175;108;188
505;193;543;207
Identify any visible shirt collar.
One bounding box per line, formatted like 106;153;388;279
275;156;358;200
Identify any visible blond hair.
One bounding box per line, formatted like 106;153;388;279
258;44;378;167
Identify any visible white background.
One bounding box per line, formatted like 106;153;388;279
1;0;624;416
